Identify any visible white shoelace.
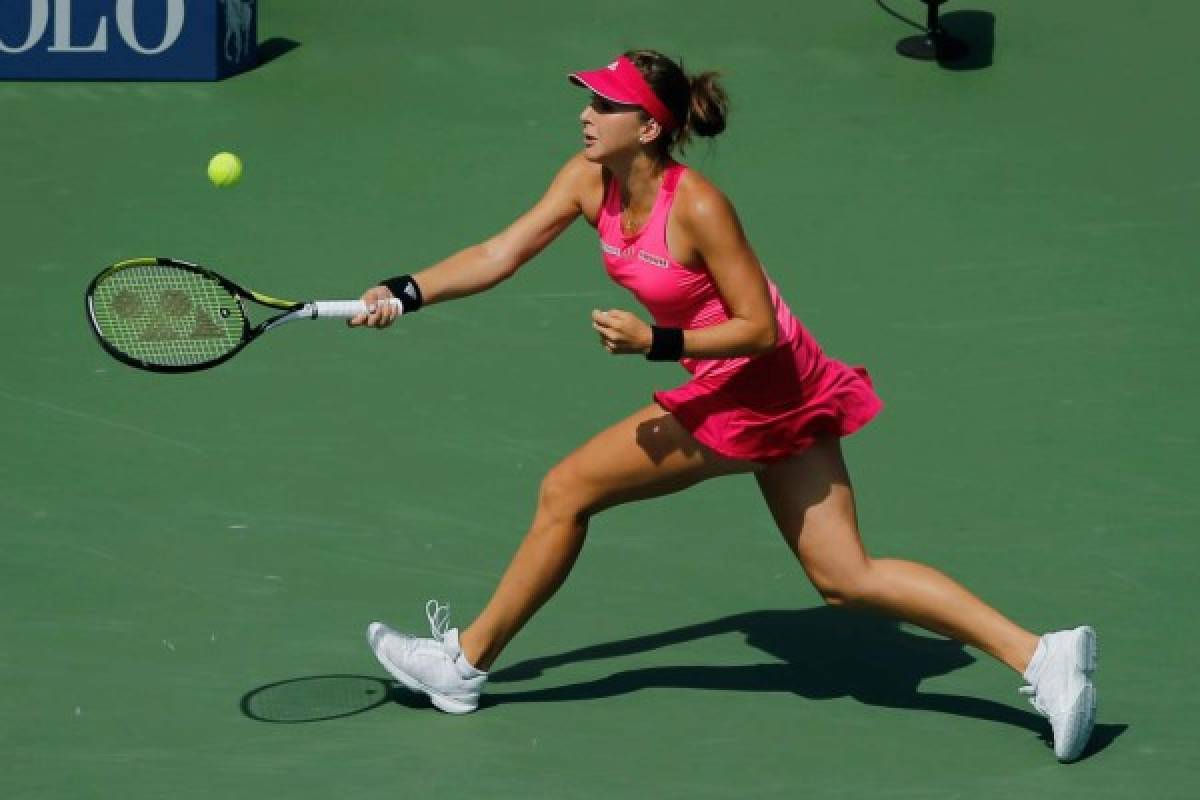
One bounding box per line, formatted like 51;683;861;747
384;600;453;662
425;599;451;643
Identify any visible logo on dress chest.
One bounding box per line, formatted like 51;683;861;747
600;240;669;269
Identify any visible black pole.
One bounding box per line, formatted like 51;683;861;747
897;0;969;61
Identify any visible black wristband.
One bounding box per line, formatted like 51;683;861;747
646;326;684;361
380;274;424;312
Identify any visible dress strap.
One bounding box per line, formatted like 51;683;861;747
661;163;686;195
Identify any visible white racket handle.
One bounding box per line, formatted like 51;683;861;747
310;298;404;319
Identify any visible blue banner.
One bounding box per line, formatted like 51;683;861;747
0;1;257;80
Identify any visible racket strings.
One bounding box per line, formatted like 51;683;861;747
90;265;246;367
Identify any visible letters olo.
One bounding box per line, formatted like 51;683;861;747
0;0;186;55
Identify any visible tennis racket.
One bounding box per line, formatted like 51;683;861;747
85;257;402;373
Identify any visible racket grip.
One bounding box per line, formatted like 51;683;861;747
311;298;405;319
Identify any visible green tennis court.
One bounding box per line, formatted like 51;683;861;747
2;1;1197;797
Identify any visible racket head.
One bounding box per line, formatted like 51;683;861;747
85;257;256;372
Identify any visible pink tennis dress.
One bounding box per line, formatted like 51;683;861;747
598;164;883;462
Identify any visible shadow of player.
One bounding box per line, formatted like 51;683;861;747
487;607;1125;760
237;608;1126;760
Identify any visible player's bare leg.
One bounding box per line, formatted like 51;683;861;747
459;403;758;670
754;436;1039;673
754;436;1097;760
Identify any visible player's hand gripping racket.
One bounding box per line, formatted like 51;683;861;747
85;257;402;373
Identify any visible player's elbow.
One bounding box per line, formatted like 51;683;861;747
752;318;778;354
477;241;521;285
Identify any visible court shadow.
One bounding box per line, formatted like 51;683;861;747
236;611;1127;759
874;2;994;70
938;11;995;70
239;673;416;723
488;607;1126;760
251;37;302;71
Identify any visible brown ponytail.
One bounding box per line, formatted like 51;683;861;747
624;49;729;156
685;70;728;142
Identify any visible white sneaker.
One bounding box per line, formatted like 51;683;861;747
367;600;487;715
1020;625;1098;762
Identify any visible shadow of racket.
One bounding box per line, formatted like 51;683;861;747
239;674;414;723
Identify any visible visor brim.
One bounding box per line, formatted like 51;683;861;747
568;70;642;107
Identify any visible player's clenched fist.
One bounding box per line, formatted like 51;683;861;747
591;309;652;355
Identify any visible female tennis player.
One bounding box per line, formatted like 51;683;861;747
351;50;1098;762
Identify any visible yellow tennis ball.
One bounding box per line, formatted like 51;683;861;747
207;152;242;187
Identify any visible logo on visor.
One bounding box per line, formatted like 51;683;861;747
606;61;619;70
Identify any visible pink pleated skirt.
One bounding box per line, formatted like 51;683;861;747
653;341;883;463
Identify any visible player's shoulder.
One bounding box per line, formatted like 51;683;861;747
544;153;604;209
675;164;737;227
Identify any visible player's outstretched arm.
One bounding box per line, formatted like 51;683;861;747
350;155;596;328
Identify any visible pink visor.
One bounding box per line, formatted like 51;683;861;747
569;56;678;131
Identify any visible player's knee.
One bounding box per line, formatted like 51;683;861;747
814;578;853;608
810;561;875;609
537;462;594;525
